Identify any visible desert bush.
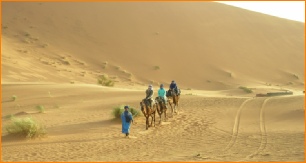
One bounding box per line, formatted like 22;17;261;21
5;117;46;138
112;105;140;119
36;105;45;113
98;74;114;87
154;66;160;70
12;95;17;101
24;32;31;37
41;43;48;48
287;82;293;85
4;114;14;120
239;86;253;93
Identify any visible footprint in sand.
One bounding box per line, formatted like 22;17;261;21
138;130;153;135
128;136;137;139
160;122;171;125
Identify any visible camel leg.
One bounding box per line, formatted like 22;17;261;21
169;103;174;117
177;96;180;114
164;105;167;121
153;111;156;127
158;104;162;124
159;113;162;124
150;115;153;127
146;117;149;130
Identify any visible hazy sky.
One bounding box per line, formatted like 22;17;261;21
217;1;305;22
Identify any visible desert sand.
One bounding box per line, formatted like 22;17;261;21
1;2;304;162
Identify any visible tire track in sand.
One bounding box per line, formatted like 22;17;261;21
246;97;271;159
222;98;253;152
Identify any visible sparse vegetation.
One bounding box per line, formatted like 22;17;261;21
12;95;17;101
24;32;31;37
293;74;299;79
36;105;45;113
228;72;232;77
126;72;132;77
115;66;121;70
4;114;14;120
287;82;293;85
239;86;253;93
186;88;192;90
5;117;46;139
41;43;48;48
154;66;160;70
112;105;140;119
102;61;108;69
98;74;115;87
207;80;211;83
62;60;70;65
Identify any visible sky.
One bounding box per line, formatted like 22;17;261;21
216;1;305;22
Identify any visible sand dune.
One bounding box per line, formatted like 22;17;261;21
1;2;304;89
1;2;304;162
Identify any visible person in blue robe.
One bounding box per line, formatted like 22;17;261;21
121;105;133;137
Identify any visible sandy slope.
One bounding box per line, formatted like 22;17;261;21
1;2;304;90
1;1;305;162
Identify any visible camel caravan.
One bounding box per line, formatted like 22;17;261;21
140;81;181;130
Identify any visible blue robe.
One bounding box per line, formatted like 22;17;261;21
121;111;133;134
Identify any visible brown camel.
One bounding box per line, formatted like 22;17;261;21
140;99;156;130
155;96;170;124
166;89;180;115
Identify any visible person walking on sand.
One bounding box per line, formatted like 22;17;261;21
121;105;133;138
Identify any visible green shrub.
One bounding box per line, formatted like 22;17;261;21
239;86;253;93
5;117;46;138
98;74;115;87
36;105;45;113
154;66;160;70
4;114;14;120
12;95;17;101
112;105;140;119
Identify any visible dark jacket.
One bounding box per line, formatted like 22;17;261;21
145;89;154;99
170;83;177;89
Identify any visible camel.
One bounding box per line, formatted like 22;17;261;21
155;96;170;124
140;99;156;130
166;89;180;115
